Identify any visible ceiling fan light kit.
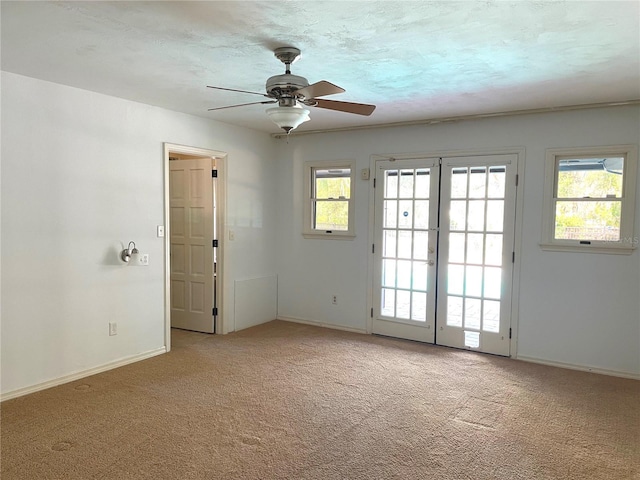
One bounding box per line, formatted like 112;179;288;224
266;105;310;133
207;46;376;133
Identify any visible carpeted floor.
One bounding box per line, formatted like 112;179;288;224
1;320;638;479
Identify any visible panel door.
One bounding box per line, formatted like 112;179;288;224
169;158;215;333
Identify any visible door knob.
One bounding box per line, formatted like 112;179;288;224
427;259;435;266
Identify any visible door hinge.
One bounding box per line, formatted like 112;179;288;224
212;170;218;178
213;239;218;248
512;251;515;263
509;328;512;339
371;307;373;318
515;174;519;186
373;178;376;188
372;244;375;254
213;307;218;316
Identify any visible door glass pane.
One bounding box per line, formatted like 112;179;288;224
466;233;484;265
448;265;464;295
465;298;481;330
397;231;412;259
469;167;487;198
412;292;427;321
486;200;504;232
415;169;430;198
451;168;468;198
488;167;506;198
464;331;480;348
383;230;397;258
384;200;397;228
485;234;503;266
381;288;395;317
449;233;465;263
399;170;415;198
414;200;429;229
413;231;429;260
450;201;466;230
413;262;428;291
484;267;502;299
467;201;485;231
397;260;412;289
447;296;463;327
465;265;483;297
482;300;500;332
383;259;396;287
398;200;413;228
396;290;411;319
385;171;398;198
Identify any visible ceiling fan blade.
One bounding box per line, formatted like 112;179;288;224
207;85;267;97
296;81;345;99
208;100;277;111
312;98;376;116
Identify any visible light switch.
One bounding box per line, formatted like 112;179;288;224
361;168;370;180
157;225;165;237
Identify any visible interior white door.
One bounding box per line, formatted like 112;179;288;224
372;158;440;342
169;157;215;333
436;155;517;356
372;154;517;356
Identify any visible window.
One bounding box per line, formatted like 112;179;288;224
541;145;638;254
303;161;356;239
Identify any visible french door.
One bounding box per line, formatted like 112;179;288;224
372;154;517;356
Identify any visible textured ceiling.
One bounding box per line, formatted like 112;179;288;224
2;1;639;134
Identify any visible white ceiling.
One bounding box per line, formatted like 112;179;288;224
2;1;639;134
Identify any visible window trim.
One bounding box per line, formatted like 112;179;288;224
303;160;356;240
540;145;638;254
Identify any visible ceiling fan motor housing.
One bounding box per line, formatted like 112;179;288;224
266;74;309;99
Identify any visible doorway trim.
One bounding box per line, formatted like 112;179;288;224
163;143;228;351
366;147;525;357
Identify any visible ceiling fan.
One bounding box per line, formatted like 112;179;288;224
207;47;376;133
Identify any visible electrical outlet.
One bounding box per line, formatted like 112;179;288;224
109;322;117;336
332;295;338;305
139;254;149;266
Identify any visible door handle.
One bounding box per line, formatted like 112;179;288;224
426;259;435;266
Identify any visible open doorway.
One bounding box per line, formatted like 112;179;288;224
163;144;227;351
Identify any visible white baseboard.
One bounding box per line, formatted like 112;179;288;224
1;347;167;402
516;355;639;380
277;316;367;335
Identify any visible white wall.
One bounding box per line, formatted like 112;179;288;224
2;70;637;398
275;105;640;377
1;72;278;396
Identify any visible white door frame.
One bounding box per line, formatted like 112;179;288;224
163;143;228;351
367;147;525;357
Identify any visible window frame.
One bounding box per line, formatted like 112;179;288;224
303;160;356;240
541;145;638;254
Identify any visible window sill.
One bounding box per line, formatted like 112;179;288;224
303;232;356;240
539;242;636;255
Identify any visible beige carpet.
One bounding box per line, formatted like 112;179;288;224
1;320;638;479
